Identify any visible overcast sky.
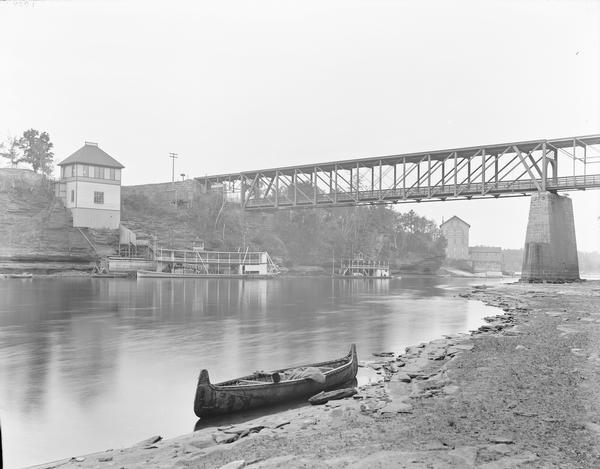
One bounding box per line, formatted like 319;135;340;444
1;0;599;251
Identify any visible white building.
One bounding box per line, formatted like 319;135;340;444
56;142;124;229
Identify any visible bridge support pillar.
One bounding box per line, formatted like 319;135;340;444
521;191;579;282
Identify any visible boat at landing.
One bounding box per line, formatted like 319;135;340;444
136;270;280;279
194;344;358;418
333;254;392;279
6;273;33;279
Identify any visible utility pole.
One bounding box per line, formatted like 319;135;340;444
169;153;178;206
169;153;178;185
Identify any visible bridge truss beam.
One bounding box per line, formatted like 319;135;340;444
199;135;600;210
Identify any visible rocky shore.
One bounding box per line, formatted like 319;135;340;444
30;281;600;469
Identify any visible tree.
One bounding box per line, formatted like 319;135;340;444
18;129;54;176
0;137;24;167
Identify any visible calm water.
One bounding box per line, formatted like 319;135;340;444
0;276;502;468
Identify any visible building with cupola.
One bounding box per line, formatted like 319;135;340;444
55;142;124;229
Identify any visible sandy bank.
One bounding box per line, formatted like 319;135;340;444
29;281;600;469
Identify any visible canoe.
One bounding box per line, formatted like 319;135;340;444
194;344;358;417
137;270;279;279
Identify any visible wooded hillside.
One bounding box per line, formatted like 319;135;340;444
121;184;446;273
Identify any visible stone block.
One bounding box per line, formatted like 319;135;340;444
521;191;579;282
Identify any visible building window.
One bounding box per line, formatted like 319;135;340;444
94;191;104;204
71;165;75;176
82;165;89;177
94;166;105;179
109;168;116;180
71;190;74;202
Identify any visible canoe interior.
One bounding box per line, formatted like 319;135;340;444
218;358;348;387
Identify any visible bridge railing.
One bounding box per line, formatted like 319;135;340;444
243;174;600;208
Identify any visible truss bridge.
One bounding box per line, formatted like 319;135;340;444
200;135;600;210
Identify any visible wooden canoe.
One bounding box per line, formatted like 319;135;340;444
194;344;358;417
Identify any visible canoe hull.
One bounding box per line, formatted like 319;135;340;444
194;344;358;417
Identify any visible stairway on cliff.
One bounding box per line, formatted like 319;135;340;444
78;228;120;257
120;213;202;250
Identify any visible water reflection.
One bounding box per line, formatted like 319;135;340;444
0;276;501;468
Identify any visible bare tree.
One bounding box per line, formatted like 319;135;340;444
0;136;24;167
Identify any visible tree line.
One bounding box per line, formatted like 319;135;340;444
122;189;447;271
0;129;55;176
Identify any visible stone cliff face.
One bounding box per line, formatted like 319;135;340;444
0;168;104;265
120;181;211;250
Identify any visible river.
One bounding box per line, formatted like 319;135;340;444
0;276;503;468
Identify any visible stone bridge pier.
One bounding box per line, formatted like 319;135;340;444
521;191;579;282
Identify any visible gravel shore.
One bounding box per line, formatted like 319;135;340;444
31;281;600;469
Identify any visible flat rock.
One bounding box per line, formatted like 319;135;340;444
223;424;265;435
453;344;474;351
263;419;291;429
218;460;246;469
447;446;478;466
309;387;357;405
135;435;162;447
584;422;600;434
394;372;412;383
478;451;537;469
487;435;514;444
213;432;239;444
422;439;450;450
384;363;400;373
379;402;413;414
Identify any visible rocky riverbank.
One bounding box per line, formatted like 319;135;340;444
30;281;600;469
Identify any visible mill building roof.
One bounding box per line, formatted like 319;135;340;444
58;142;124;168
440;215;470;228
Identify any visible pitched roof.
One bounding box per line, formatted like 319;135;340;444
58;142;124;168
440;215;470;228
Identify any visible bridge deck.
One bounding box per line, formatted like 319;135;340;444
198;135;600;209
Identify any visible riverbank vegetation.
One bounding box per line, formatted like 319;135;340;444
121;187;446;273
1;129;55;176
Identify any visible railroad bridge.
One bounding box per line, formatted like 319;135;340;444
199;135;600;282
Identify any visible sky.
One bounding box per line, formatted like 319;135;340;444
1;0;599;251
